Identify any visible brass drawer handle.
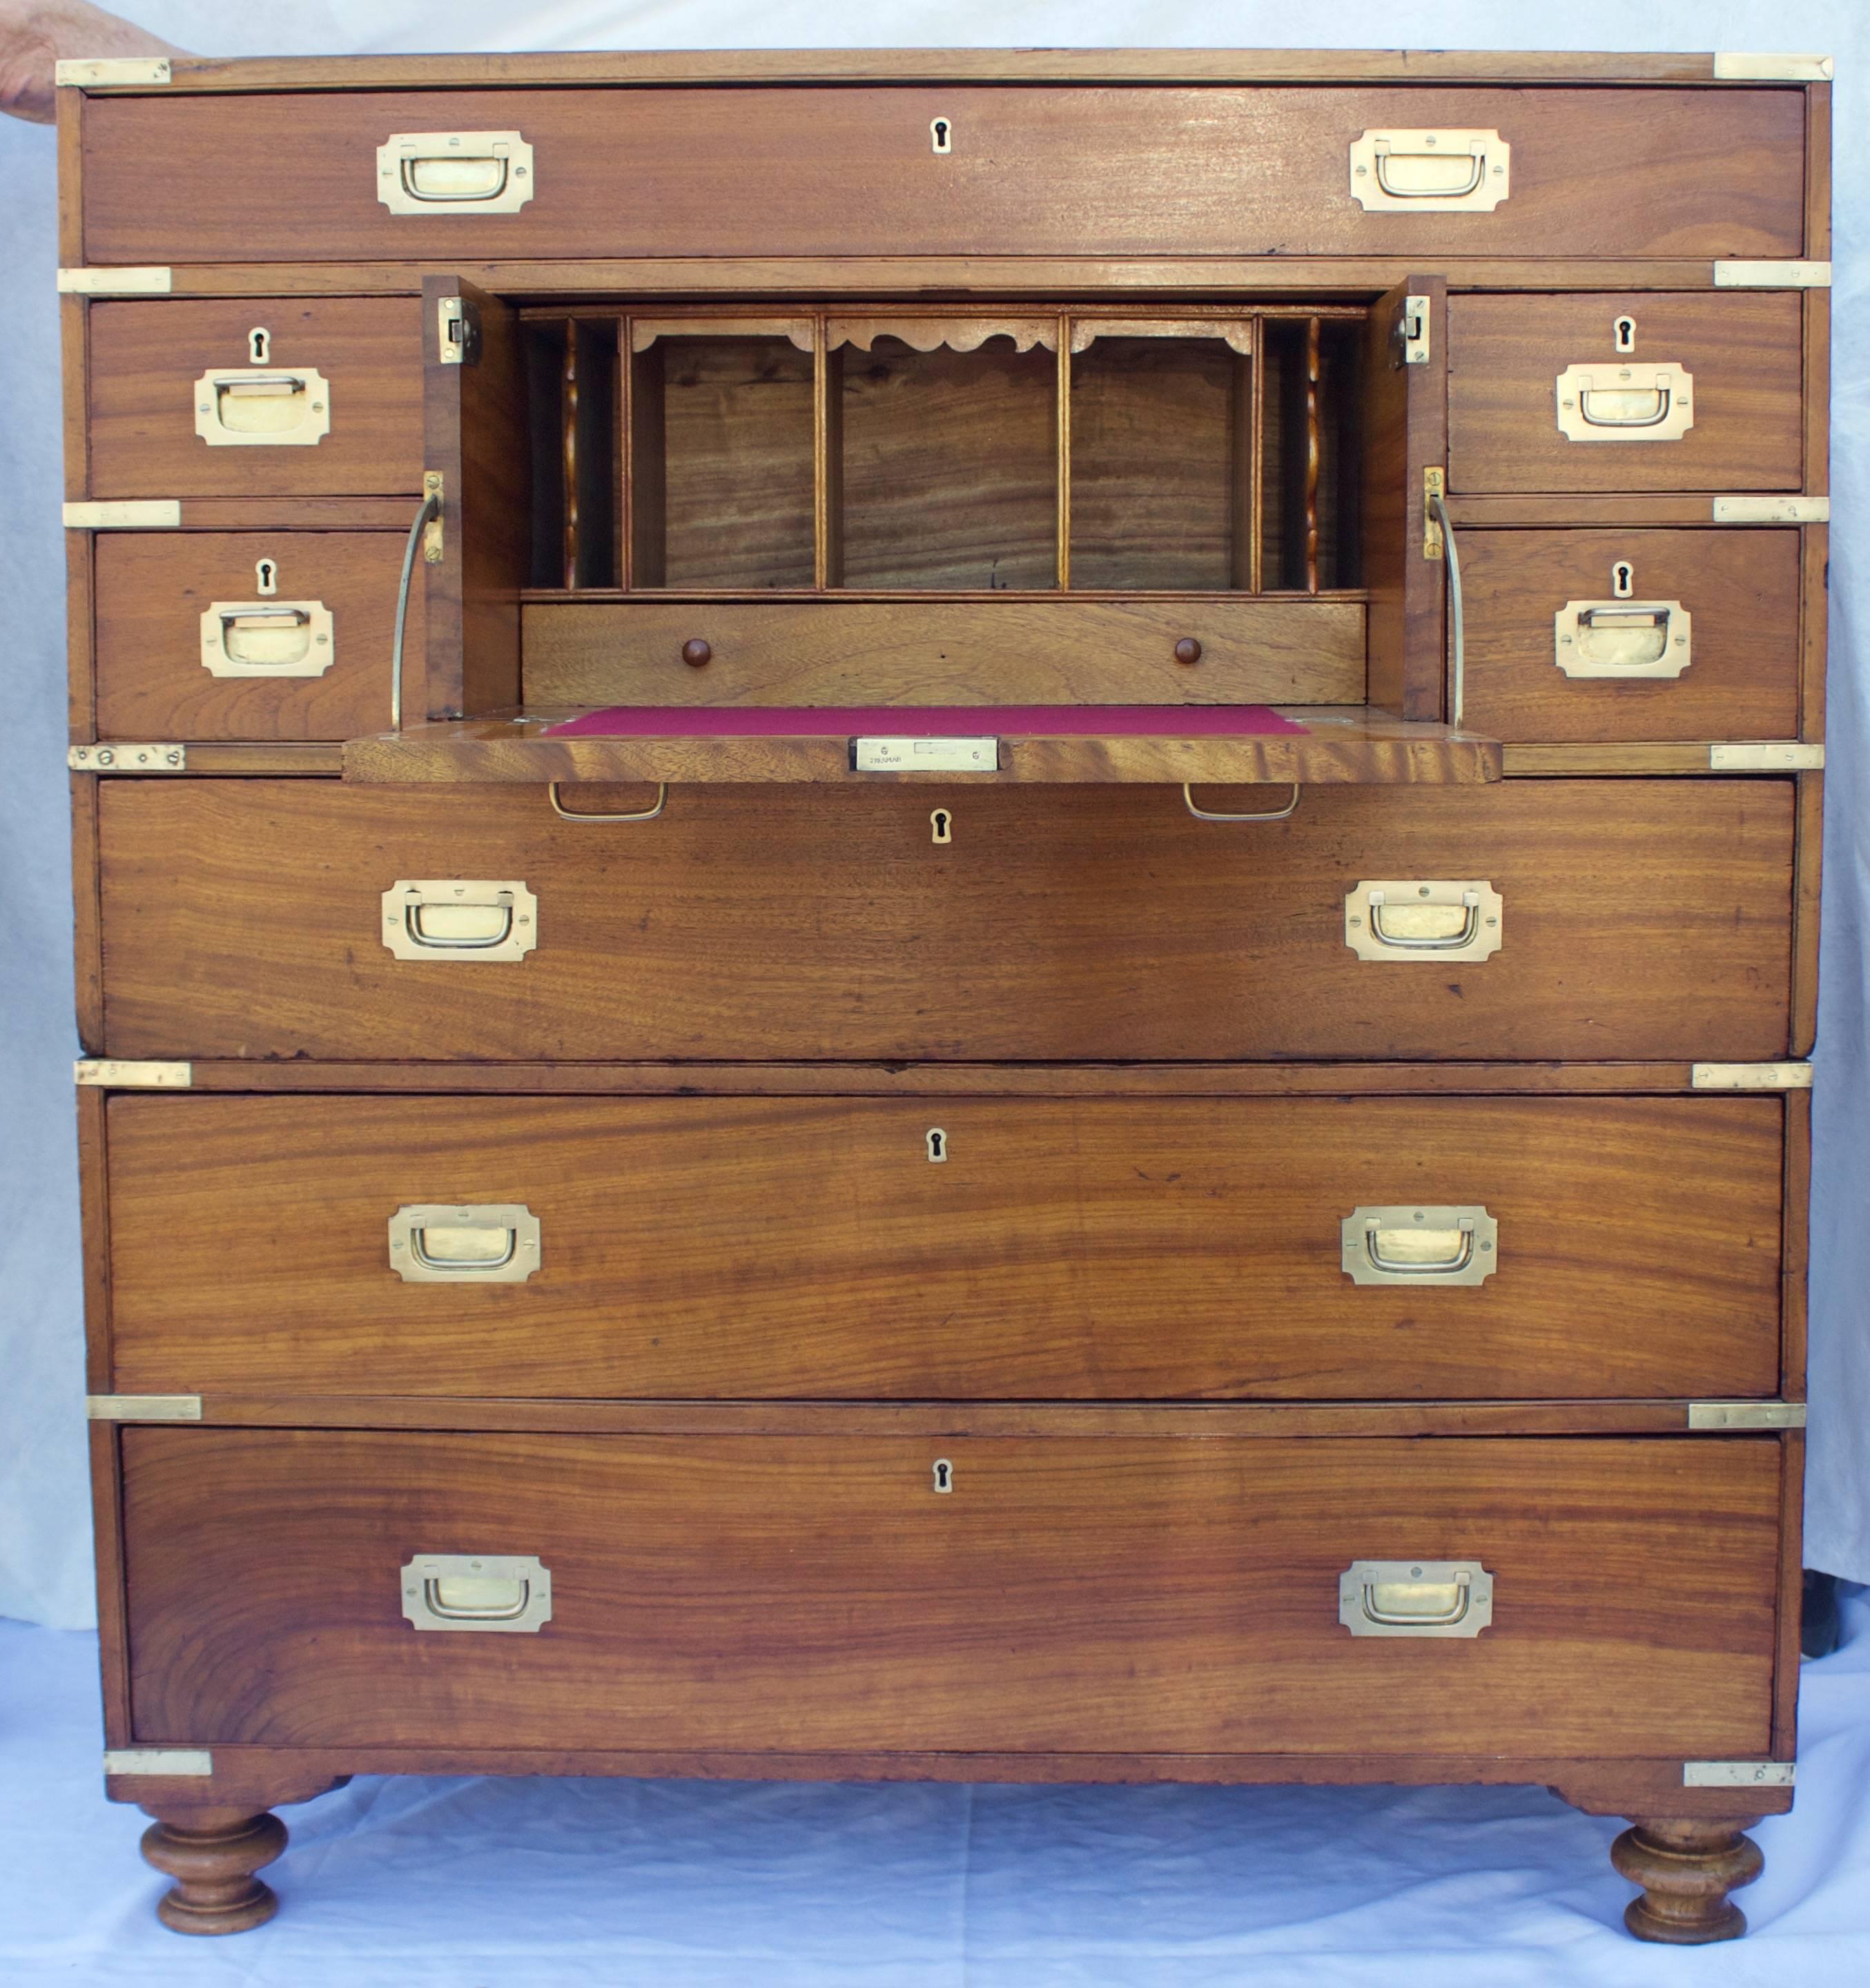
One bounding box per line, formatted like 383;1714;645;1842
199;600;333;678
1555;600;1693;679
376;131;536;214
192;369;331;447
1341;1205;1499;1286
1343;880;1503;962
380;879;538;962
401;1555;552;1633
1348;129;1510;212
1339;1561;1494;1638
1555;363;1695;443
389;1202;541;1283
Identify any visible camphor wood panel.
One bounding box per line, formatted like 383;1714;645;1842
1448;294;1804;494
78;88;1805;265
522;597;1367;708
104;1093;1783;1402
1458;529;1801;744
121;1428;1780;1758
86;299;424;500
93;532;418;741
97;778;1793;1063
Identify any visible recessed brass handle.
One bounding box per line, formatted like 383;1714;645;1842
1344;880;1503;962
1554;599;1693;679
380;880;538;962
376;131;536;214
1341;1205;1499;1286
1339;1561;1494;1637
1347;129;1510;211
199;599;333;678
401;1554;552;1633
1555;363;1695;443
389;1202;541;1283
193;369;331;447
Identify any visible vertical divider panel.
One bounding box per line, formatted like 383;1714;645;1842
614;319;629;592
1304;317;1322;595
814;315;843;591
561;316;579;590
628;321;667;591
1233;318;1261;594
1055;313;1072;589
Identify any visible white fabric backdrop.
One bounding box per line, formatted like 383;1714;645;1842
1;0;1864;1626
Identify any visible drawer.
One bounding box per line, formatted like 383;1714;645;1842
1448;294;1804;494
105;1093;1784;1403
1459;529;1802;743
79;86;1804;264
96;779;1795;1063
92;532;417;741
120;1428;1781;1758
86;300;424;499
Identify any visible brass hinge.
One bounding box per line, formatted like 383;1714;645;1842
1687;1402;1807;1431
55;57;173;87
86;1394;203;1422
1712;53;1833;81
57;266;172;295
1400;293;1430;367
1684;1761;1796;1788
63;500;182;529
1708;742;1824;772
103;1748;213;1777
438;296;481;365
1422;467;1445;560
68;743;185;772
1691;1062;1813;1091
1715;260;1831;289
75;1059;192;1089
423;469;445;563
1712;496;1829;524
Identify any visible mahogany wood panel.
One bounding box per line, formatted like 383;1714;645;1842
522;598;1367;708
86;299;424;500
92;532;416;741
121;1430;1780;1757
1457;529;1800;744
79;89;1804;264
105;1093;1782;1403
96;778;1793;1062
1448;294;1804;494
1363;277;1445;721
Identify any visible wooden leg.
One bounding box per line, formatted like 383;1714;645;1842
1611;1816;1764;1944
139;1805;288;1936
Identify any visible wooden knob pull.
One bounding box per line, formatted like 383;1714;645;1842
1173;637;1202;666
681;639;712;669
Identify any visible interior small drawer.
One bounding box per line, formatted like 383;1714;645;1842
104;1093;1785;1404
119;1427;1782;1760
1448;293;1804;494
92;530;417;741
86;299;424;500
1458;527;1803;743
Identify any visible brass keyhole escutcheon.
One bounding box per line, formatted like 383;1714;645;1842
255;557;278;595
930;808;953;845
926;1127;947;1163
1613;560;1635;598
930;117;953;154
1613;314;1637;353
932;1459;953;1493
249;325;271;364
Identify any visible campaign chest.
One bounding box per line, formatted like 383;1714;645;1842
57;45;1829;1945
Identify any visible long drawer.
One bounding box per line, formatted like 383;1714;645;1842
95;779;1795;1062
120;1428;1782;1757
104;1093;1784;1402
79;86;1804;264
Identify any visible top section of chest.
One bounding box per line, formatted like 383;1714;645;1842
57;51;1830;274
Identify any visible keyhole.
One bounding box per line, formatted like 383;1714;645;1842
1613;315;1636;353
932;1459;953;1493
249;326;271;364
1613;560;1635;598
930;808;952;845
926;1127;947;1164
255;558;278;596
930;117;953;155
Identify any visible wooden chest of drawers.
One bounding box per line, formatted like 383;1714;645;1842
58;45;1828;1946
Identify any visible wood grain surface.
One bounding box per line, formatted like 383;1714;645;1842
86;299;424;500
1448;294;1804;494
1456;528;1801;744
97;778;1792;1062
104;1093;1783;1403
119;1429;1780;1757
79;88;1804;264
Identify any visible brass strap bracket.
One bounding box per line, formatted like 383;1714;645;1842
1709;742;1824;771
1684;1761;1796;1787
103;1749;213;1777
1715;260;1831;288
55;57;172;86
1691;1062;1813;1091
1713;496;1829;524
75;1059;192;1089
86;1395;204;1422
68;743;184;772
63;500;181;529
1686;1402;1807;1431
58;266;172;295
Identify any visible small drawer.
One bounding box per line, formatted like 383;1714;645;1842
104;1092;1785;1404
86;300;424;499
92;531;418;741
1459;528;1802;743
1448;294;1804;494
120;1427;1780;1760
95;779;1796;1064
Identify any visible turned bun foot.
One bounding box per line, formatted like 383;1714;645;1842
139;1807;287;1935
1611;1817;1764;1944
